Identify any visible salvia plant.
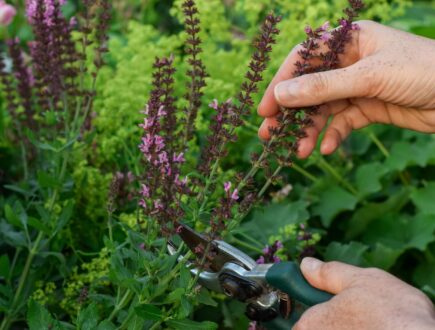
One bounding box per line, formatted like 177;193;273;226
2;0;428;329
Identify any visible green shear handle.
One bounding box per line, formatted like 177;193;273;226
263;262;333;330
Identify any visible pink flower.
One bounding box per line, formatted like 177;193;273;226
0;1;16;26
256;256;265;264
176;226;183;234
320;21;330;31
141;184;150;198
209;99;218;110
231;189;239;201
224;182;231;193
173;152;185;163
304;25;313;35
262;246;271;254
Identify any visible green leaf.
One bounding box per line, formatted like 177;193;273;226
77;303;99;330
0;255;10;279
125;315;147;330
37;171;60;189
312;186;358;227
345;189;409;239
413;258;435;290
385;140;435;171
4;204;22;229
355;162;387;197
240;201;309;244
0;221;28;248
166;319;218;330
27;300;53;330
165;288;185;303
324;241;368;266
134;304;162;321
28;217;50;234
52;201;74;237
197;288;218;307
364;243;403;270
363;214;435;251
96;320;116;330
410;182;435;215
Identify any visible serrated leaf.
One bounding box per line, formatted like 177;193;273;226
312;186;358;227
166;319;218;330
325;241;368;266
77;303;99;330
355;162;387;197
385;141;433;170
27;300;53;330
364;243;403;270
134;304;162;321
345;189;409;239
410;182;435;215
363;214;435;251
240;201;309;244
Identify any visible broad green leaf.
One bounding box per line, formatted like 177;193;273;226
197;288;218;307
125;315;148;330
413;259;435;290
0;221;28;248
364;243;403;270
165;288;185;303
4;204;22;229
410;182;435;215
355;162;387;197
312;186;358;227
166;319;218;330
363;214;435;251
37;171;60;189
385;141;435;171
96;320;116;330
134;304;162;321
0;255;10;279
27;300;53;330
345;189;409;239
324;241;368;266
77;303;99;330
240;201;309;243
28;217;50;234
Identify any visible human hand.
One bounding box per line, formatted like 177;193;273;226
293;258;435;330
258;21;435;158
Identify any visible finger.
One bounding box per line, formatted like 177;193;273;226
258;45;303;118
320;104;371;155
258;116;279;140
274;58;377;108
300;257;362;294
293;303;332;330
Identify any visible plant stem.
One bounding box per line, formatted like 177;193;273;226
108;289;133;322
292;163;318;183
368;131;409;186
317;156;359;195
0;232;43;330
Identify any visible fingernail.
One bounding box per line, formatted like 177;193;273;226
320;139;334;154
275;81;298;103
301;257;324;273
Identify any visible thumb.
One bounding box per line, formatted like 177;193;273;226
274;61;375;108
300;257;362;294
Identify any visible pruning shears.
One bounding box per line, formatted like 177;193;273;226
168;223;333;329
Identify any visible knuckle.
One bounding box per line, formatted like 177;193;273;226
320;261;340;277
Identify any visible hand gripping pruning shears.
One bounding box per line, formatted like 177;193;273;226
168;223;333;329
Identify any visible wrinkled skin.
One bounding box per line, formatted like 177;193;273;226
258;20;435;158
257;20;435;329
295;258;435;330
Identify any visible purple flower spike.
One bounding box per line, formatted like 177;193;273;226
224;182;231;193
231;189;239;201
256;256;265;264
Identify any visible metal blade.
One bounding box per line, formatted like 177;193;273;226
177;222;256;272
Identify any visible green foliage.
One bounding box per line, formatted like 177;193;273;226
3;0;435;330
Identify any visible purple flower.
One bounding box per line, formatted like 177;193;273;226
141;184;150;198
0;1;16;26
262;246;271;254
304;25;313;34
224;182;231;193
320;21;330;31
256;256;265;264
231;189;239;201
275;241;284;250
173;152;185;163
272;256;281;263
209;99;218;110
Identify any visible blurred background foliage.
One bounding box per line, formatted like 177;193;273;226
1;0;435;328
